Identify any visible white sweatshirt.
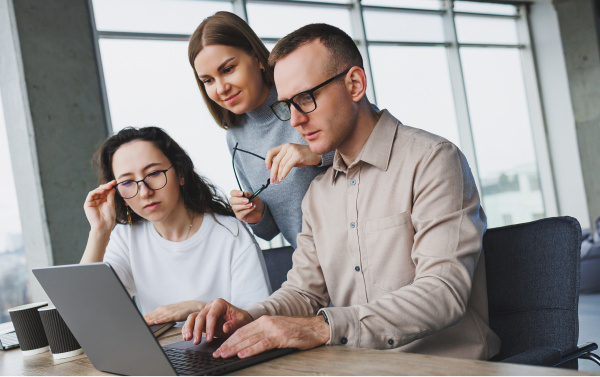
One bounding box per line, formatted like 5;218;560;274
103;213;272;315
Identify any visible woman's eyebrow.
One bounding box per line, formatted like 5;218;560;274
116;162;162;181
198;57;236;78
142;162;162;172
217;57;235;72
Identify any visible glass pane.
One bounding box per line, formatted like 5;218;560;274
0;91;29;323
460;48;545;227
453;1;517;15
91;0;232;34
247;3;352;39
455;16;519;45
364;10;444;43
361;0;442;10
290;0;350;3
369;46;460;147
98;39;238;202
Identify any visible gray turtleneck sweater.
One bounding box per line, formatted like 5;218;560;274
226;88;333;249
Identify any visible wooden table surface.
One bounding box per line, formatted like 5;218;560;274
1;328;598;376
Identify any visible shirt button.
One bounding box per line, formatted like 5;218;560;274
355;266;360;272
350;179;356;185
341;337;348;345
350;222;355;228
388;339;394;345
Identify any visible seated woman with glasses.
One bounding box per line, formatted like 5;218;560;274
80;126;271;325
188;12;334;249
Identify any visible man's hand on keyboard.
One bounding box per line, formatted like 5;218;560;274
182;299;253;345
213;315;329;359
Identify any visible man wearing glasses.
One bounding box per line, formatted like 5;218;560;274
183;24;500;360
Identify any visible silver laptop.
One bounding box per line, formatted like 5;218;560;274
33;263;294;376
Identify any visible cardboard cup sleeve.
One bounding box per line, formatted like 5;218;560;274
8;302;50;356
38;306;83;359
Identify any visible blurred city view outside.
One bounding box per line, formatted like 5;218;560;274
480;163;545;228
0;235;28;323
0;90;30;323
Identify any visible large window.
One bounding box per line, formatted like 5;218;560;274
0;90;29;323
91;0;554;236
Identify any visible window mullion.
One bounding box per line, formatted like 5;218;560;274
441;0;481;191
350;0;376;104
515;4;558;216
88;0;113;135
232;0;249;22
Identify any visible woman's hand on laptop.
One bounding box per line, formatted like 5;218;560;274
181;298;253;345
144;300;207;324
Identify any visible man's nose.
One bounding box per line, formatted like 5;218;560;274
290;105;309;128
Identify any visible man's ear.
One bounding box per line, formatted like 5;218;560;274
345;66;368;103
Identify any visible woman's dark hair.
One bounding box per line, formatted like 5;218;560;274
188;11;274;130
94;126;233;225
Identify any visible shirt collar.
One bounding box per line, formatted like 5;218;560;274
332;109;399;182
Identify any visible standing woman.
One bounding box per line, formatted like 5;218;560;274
188;12;333;249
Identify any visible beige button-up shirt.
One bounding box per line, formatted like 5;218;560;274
247;110;501;360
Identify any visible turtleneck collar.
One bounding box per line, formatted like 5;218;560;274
245;87;279;124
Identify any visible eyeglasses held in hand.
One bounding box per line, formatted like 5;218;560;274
114;166;173;199
232;143;270;201
270;69;350;121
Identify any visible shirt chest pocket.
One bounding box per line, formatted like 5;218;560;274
364;211;416;292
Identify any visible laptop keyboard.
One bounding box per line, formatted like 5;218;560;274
164;347;241;375
0;332;19;350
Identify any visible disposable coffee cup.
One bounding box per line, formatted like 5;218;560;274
8;302;49;356
38;306;83;359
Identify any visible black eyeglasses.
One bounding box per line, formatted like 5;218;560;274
114;166;173;199
270;68;350;121
232;143;270;200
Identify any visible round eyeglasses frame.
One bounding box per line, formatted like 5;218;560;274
232;143;270;201
114;165;174;199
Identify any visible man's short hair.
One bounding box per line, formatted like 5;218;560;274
268;23;363;76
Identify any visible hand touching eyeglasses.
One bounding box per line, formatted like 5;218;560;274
265;143;321;185
81;180;118;264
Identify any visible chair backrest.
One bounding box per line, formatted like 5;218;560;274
262;246;294;291
483;216;581;368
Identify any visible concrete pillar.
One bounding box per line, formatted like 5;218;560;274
529;1;590;229
553;0;600;230
0;0;108;300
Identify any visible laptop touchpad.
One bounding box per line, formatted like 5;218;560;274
164;337;225;353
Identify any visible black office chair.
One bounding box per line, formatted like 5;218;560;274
262;246;294;291
483;216;600;369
